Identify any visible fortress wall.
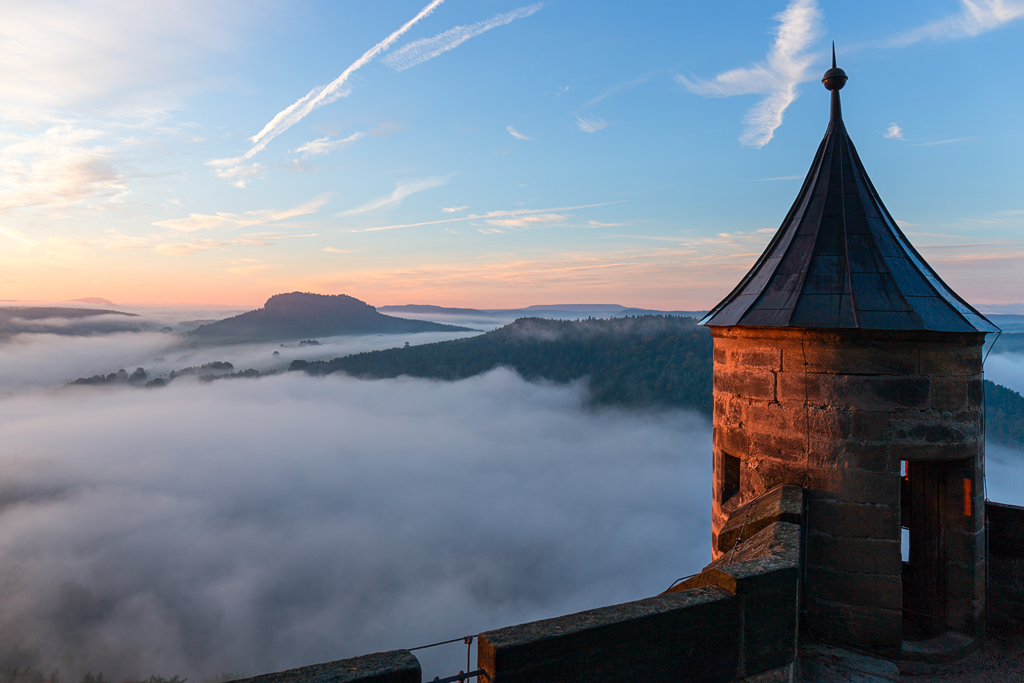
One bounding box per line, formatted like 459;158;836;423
477;486;803;683
227;650;420;683
987;501;1024;632
708;327;986;646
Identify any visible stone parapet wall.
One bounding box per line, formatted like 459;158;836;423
477;486;804;683
227;650;421;683
708;326;986;647
478;587;742;683
987;501;1024;632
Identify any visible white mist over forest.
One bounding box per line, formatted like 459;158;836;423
0;324;712;681
1;313;1023;681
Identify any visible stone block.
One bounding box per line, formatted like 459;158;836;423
741;402;804;433
887;441;979;461
807;408;853;440
842;442;892;472
750;432;807;463
821;375;931;412
716;487;804;554
967;378;984;407
803;597;902;648
804;468;900;505
777;372;812;405
734;346;783;371
891;421;971;444
806;442;889;472
746;459;806;496
229;651;421;683
806;534;900;576
930;377;968;411
804;565;901;611
715;427;750;458
715;370;776;402
478;587;741;683
850;411;891;441
920;347;982;376
800;344;918;376
713;395;730;423
809;500;898;540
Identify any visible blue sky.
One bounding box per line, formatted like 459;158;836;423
0;0;1021;308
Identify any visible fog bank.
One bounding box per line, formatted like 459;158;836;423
986;352;1024;396
0;329;478;394
0;370;711;681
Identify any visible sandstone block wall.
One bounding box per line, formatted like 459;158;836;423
708;327;986;647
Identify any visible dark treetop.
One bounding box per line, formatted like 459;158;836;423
701;48;997;333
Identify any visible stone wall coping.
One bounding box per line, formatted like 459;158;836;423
479;586;732;648
226;650;420;683
671;522;801;596
717;485;803;554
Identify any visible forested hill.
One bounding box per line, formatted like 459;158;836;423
291;315;1024;447
292;315;715;415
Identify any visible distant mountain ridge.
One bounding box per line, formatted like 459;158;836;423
189;292;473;342
0;306;142;337
378;303;708;319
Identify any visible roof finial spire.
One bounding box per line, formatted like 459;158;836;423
821;42;848;122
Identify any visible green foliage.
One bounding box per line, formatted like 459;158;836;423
986;380;1024;447
293;316;1024;445
294;315;715;414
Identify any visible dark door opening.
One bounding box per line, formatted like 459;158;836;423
901;458;974;641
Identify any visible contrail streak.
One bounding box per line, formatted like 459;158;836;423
215;0;445;166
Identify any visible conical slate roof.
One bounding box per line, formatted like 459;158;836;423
701;53;997;333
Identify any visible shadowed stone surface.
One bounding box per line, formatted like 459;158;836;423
987;501;1024;632
797;645;898;682
478;587;741;683
668;488;803;679
227;651;420;683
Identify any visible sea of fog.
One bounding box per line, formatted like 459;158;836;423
0;311;1022;682
0;321;712;682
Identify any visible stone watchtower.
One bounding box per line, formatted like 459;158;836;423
700;52;999;649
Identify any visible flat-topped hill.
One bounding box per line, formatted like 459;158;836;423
189;292;473;342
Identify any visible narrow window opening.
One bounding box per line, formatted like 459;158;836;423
720;453;740;504
901;527;910;563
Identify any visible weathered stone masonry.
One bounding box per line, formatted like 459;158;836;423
709;327;986;647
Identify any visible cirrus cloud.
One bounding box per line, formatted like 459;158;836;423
675;0;823;148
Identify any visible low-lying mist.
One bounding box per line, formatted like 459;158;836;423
0;329;478;394
2;321;1023;682
987;352;1024;396
0;369;711;681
